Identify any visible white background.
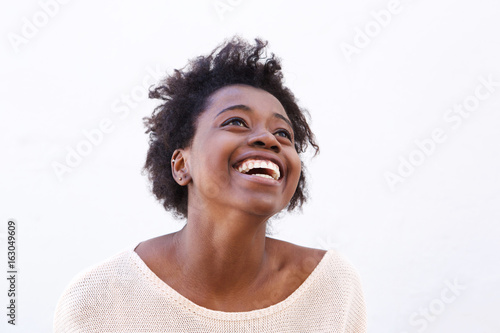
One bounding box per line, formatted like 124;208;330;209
1;0;499;332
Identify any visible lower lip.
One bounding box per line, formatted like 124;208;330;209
233;169;282;186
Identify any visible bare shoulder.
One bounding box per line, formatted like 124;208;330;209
134;233;177;277
266;237;327;258
266;237;327;274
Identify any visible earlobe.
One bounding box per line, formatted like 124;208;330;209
171;149;191;185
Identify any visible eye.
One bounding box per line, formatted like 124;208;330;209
222;117;247;127
275;129;292;140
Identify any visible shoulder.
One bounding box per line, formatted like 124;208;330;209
268;237;361;279
267;238;366;327
306;247;366;331
268;238;366;307
53;247;136;332
61;247;135;289
266;237;327;265
283;241;366;331
266;238;329;290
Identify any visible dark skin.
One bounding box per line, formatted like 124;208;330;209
135;85;326;312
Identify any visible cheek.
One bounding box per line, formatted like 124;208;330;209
203;179;223;199
189;151;232;199
190;160;221;198
289;154;302;185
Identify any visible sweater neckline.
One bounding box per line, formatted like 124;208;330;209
128;244;335;321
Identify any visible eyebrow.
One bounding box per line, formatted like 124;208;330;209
214;104;294;130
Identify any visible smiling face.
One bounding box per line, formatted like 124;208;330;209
180;84;302;218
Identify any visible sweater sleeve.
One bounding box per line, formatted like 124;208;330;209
53;253;130;333
53;268;106;333
344;263;367;333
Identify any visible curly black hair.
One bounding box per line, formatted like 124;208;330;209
142;36;319;219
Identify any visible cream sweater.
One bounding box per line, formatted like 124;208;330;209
54;245;367;332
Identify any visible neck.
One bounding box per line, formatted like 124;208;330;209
173;204;273;297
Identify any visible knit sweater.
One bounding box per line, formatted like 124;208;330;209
54;244;367;332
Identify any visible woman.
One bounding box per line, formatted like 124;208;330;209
54;36;367;332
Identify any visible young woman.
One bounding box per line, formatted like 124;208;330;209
54;37;367;332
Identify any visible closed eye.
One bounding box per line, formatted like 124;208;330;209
221;117;247;127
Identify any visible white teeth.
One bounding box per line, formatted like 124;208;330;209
254;174;273;179
236;159;281;180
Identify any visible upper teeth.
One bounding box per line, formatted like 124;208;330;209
236;159;281;180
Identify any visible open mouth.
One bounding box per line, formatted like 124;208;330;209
234;158;281;181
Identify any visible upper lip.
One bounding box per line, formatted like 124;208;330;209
232;151;285;180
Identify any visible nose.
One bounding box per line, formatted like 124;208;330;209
247;129;281;153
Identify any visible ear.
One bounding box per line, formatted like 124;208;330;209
171;149;191;186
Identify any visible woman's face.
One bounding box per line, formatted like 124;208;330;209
182;84;302;218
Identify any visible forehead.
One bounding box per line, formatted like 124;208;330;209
202;84;289;119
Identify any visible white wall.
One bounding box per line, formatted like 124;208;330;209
1;0;499;332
